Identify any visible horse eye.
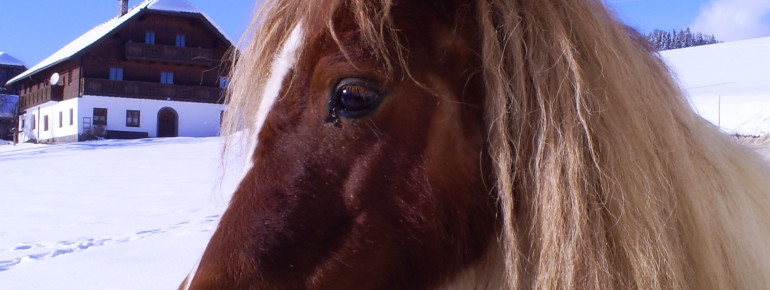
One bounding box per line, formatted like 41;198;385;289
330;79;384;119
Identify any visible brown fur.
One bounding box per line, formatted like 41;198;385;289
191;1;497;288
189;0;770;289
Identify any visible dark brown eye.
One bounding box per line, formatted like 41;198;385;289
329;79;385;119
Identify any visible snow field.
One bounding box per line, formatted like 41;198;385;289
0;137;249;289
661;36;770;134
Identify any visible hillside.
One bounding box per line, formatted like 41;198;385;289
661;36;770;135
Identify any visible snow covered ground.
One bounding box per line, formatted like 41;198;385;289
2;36;770;289
0;137;250;289
661;36;770;134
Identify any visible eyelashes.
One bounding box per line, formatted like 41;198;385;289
328;78;386;119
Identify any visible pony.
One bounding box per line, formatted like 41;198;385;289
182;0;770;288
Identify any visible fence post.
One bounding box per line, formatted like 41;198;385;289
718;95;721;128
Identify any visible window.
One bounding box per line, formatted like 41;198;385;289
219;77;230;89
44;115;49;131
126;110;140;127
109;67;124;81
21;118;25;130
59;111;63;128
145;31;156;44
69;108;74;126
68;70;73;85
31;115;35;130
160;72;174;84
176;34;186;47
93;108;107;126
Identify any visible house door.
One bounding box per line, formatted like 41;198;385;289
157;107;178;137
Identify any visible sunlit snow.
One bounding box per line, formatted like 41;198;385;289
662;36;770;135
0;137;248;289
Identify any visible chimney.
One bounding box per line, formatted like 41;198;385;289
119;0;129;16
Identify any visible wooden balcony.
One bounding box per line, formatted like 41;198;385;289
19;85;64;110
125;42;217;66
81;78;224;104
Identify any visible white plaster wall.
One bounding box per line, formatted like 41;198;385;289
18;114;32;143
79;95;224;138
17;99;79;142
17;96;223;142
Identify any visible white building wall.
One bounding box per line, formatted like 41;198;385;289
17;96;223;143
78;95;224;138
18;99;79;143
18;114;32;143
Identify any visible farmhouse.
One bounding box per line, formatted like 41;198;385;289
0;52;26;141
6;0;232;143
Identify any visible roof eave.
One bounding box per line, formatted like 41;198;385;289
6;56;72;86
6;6;147;86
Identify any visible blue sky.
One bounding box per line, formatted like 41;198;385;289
2;0;769;69
609;0;770;41
608;0;704;33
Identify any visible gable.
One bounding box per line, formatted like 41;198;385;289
0;52;25;67
6;0;232;86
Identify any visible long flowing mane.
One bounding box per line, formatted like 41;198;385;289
220;0;770;288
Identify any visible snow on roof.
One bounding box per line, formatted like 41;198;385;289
148;0;234;45
6;0;232;86
147;0;202;13
0;52;25;67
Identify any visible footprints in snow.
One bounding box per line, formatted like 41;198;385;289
0;214;221;272
13;243;38;251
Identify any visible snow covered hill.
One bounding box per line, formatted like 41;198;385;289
0;137;249;289
661;36;770;135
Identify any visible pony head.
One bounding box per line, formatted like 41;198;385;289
184;0;770;288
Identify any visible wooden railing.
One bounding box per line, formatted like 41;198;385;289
81;79;224;104
19;85;64;110
125;42;217;66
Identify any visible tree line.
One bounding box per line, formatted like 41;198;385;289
645;28;721;51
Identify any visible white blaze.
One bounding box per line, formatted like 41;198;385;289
255;23;304;135
241;22;304;174
183;23;304;290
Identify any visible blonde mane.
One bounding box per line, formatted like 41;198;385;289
223;0;770;288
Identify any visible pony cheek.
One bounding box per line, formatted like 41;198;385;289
417;76;486;193
422;86;496;240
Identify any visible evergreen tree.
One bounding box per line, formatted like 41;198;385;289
644;28;721;51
